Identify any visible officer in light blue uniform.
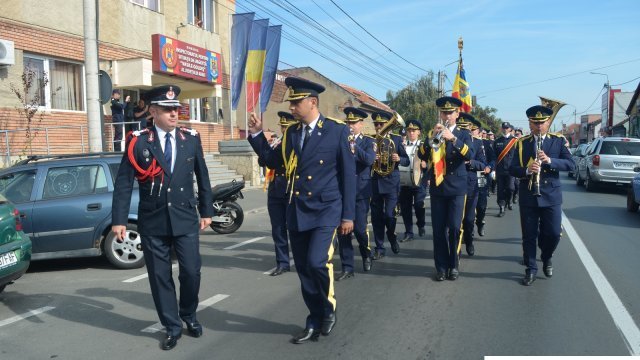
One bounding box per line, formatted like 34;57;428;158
476;128;496;237
336;107;376;281
458;113;486;256
247;77;355;343
417;96;474;281
251;112;298;276
509;105;574;286
370;110;410;259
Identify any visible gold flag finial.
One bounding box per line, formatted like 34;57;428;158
458;37;463;51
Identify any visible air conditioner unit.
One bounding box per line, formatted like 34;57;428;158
0;39;16;66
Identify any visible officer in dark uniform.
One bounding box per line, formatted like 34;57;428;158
509;105;574;286
112;85;214;350
336;107;376;281
247;77;355;344
476;128;496;237
370;111;410;259
458;113;486;256
487;130;497;194
252;112;298;276
417;96;474;281
398;120;427;242
493;122;517;217
111;89;131;151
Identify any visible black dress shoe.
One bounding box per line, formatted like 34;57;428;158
400;234;413;243
372;251;385;260
162;334;181;350
507;203;513;210
186;321;203;338
336;271;354;281
270;267;290;276
435;272;446;281
321;312;337;335
363;257;372;272
522;272;536;286
477;225;485;236
291;328;320;344
466;244;475;256
390;240;400;254
543;260;553;278
418;227;426;237
448;268;459;281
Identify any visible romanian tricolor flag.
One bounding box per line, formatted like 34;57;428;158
452;59;472;113
245;19;269;113
431;143;446;186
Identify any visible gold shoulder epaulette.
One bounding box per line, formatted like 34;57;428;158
548;132;564;138
325;116;345;125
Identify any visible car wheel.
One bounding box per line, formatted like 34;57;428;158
104;223;145;269
628;189;640;213
585;173;597;192
576;170;584;186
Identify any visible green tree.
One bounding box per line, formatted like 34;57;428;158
386;72;440;132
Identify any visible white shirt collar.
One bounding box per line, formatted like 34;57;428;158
448;124;456;132
304;115;320;131
155;126;176;140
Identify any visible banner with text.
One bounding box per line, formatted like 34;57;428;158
152;34;222;84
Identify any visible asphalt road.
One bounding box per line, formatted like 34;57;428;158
0;179;638;359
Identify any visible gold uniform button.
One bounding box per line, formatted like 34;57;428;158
295;191;300;196
307;192;312;196
319;160;324;164
307;176;312;180
295;175;300;179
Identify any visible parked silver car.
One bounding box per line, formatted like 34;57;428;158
568;143;589;178
575;137;640;191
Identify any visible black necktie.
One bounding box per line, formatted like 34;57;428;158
164;133;172;173
302;126;311;150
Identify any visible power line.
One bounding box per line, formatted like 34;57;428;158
611;75;640;87
328;0;430;73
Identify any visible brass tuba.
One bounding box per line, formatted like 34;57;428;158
372;111;406;176
529;96;567;196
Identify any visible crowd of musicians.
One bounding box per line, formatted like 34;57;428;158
245;76;575;343
112;77;573;348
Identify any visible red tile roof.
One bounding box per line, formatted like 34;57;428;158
338;83;391;112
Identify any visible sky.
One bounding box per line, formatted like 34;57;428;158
235;0;640;130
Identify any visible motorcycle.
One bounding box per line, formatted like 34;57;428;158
209;179;245;234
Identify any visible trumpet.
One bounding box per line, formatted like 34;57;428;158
529;135;543;197
428;120;445;150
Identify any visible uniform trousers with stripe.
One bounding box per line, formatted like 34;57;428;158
430;195;466;273
520;203;562;274
289;226;337;329
338;198;372;272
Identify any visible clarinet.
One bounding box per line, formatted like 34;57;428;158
532;136;543;197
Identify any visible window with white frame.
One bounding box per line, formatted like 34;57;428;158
187;0;217;32
130;0;159;11
23;55;85;111
187;97;220;123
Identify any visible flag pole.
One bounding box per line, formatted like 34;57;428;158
228;13;233;140
458;37;463;72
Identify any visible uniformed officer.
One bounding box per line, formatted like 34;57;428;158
247;77;355;344
509;105;574;286
493;122;518;217
111;89;131;151
458;113;487;256
417;96;474;281
251;112;298;276
398;120;427;242
486;129;497;194
370;110;410;259
336;107;376;280
112;85;214;350
476;128;496;237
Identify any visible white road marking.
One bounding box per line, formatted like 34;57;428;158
224;237;265;250
263;260;295;275
562;212;640;355
245;206;268;215
0;306;55;327
123;264;179;283
141;294;229;333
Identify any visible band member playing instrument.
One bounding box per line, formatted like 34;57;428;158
509;105;574;286
398;120;427;242
476;128;496;237
370;111;410;259
417;97;474;281
336;107;377;280
493;122;517;217
458;114;486;256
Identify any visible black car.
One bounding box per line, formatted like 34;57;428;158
0;153;142;269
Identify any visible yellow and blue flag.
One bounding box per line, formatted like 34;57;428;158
452;60;472;113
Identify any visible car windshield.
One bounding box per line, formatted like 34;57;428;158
599;141;640;156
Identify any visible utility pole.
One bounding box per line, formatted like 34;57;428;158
84;0;102;152
437;70;445;97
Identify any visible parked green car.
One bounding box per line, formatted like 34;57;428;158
0;193;32;293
